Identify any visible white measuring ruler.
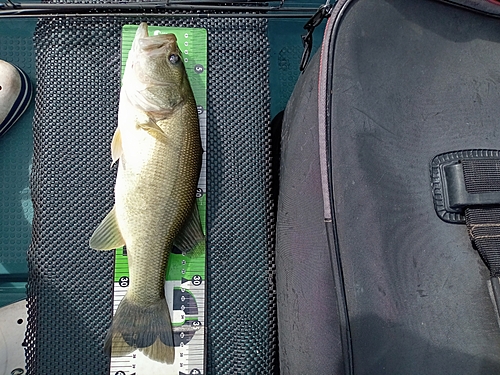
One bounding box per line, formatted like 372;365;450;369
108;272;206;375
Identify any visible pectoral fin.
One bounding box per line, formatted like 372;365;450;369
138;119;168;142
111;128;123;167
89;206;125;250
174;202;205;254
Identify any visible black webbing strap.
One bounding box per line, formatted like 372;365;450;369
462;158;500;277
466;207;500;277
432;152;500;321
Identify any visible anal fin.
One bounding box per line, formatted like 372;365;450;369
89;206;125;250
174;202;205;255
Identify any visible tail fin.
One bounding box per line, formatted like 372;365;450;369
105;294;175;364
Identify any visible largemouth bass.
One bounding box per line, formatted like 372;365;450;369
89;22;204;364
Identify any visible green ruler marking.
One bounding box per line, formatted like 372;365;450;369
109;24;207;375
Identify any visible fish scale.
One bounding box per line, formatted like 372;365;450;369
122;113;201;304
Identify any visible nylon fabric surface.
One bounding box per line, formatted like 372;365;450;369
28;16;274;375
276;51;346;375
442;0;500;15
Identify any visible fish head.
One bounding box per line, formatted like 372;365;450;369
124;23;192;117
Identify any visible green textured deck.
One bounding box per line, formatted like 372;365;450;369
0;20;36;307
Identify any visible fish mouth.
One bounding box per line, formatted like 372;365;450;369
138;34;178;55
136;22;177;48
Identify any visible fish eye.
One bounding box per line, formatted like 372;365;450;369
169;54;180;65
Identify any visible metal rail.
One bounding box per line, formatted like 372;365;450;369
0;0;320;18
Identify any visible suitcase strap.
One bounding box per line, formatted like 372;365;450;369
459;156;500;276
432;150;500;316
466;207;500;277
432;152;500;273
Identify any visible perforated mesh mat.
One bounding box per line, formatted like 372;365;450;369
28;17;275;374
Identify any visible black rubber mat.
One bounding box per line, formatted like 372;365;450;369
28;16;275;374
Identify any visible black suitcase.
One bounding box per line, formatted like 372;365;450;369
276;1;500;374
